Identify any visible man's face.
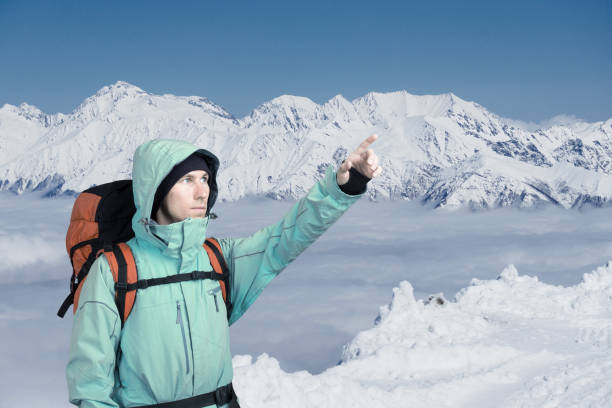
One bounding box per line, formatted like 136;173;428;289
156;170;210;225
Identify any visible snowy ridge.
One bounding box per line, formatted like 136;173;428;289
1;81;612;209
232;263;612;407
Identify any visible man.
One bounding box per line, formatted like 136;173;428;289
66;135;382;407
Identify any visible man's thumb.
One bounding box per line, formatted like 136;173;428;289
345;159;352;171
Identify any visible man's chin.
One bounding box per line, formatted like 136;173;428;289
190;209;207;217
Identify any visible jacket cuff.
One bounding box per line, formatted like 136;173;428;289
325;166;368;201
338;167;370;195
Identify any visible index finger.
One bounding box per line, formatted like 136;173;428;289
356;134;378;153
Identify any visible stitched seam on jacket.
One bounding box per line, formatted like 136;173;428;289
233;250;265;260
232;208;308;260
78;301;120;338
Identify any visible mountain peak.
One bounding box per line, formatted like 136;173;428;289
70;81;150;118
243;95;321;130
1;102;36;113
323;94;352;110
248;94;320;118
93;80;147;99
327;94;349;102
0;102;47;123
353;90;459;119
264;94;319;109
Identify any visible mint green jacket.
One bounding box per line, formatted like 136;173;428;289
66;139;364;407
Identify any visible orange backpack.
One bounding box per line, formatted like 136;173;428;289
57;180;232;325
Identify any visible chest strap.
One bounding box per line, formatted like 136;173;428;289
136;382;239;408
114;270;226;292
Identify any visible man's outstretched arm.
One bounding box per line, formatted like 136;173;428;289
219;134;382;325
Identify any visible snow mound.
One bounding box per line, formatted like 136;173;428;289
232;263;612;407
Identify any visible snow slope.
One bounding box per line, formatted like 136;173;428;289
232;263;612;407
2;82;612;209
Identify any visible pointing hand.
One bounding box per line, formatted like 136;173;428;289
337;134;383;186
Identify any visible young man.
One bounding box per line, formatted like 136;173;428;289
66;135;382;408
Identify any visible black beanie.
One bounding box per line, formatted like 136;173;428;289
151;153;211;219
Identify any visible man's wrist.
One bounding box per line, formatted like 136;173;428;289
338;167;370;195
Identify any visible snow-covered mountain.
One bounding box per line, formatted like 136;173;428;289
2;81;612;209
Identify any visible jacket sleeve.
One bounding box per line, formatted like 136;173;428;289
219;165;365;325
66;255;121;408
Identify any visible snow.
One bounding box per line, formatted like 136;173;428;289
231;263;612;407
2;83;612;405
2;81;612;209
419;148;612;210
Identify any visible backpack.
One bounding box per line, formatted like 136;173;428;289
57;180;232;326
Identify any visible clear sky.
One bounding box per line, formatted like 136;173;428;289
1;0;610;122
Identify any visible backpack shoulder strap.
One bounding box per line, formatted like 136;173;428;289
103;242;138;327
203;237;233;320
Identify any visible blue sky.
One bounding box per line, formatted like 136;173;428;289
0;0;610;122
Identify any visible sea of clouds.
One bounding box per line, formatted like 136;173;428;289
1;192;612;406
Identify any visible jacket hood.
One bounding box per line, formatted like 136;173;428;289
130;139;220;253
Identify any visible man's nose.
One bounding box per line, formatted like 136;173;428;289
194;183;208;200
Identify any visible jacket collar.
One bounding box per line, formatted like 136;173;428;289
137;216;209;258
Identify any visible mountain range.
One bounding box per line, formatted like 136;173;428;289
1;81;611;209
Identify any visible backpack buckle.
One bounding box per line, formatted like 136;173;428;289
214;385;230;405
70;275;77;292
138;280;148;290
115;282;128;292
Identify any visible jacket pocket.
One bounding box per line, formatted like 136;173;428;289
201;281;230;351
176;301;190;374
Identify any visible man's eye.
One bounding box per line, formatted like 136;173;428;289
200;177;208;183
182;178;192;183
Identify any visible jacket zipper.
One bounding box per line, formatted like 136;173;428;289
176;301;190;374
208;286;221;312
